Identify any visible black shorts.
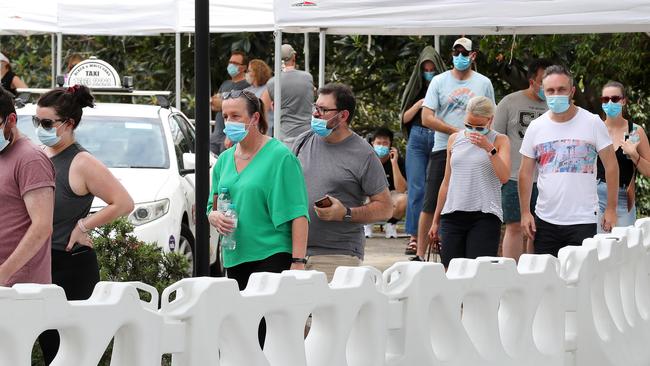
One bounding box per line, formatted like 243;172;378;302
534;217;597;257
422;150;447;213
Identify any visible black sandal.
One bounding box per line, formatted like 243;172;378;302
404;239;417;255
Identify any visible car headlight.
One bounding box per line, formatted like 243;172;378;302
128;199;170;226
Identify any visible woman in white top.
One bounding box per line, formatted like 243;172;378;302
429;96;510;268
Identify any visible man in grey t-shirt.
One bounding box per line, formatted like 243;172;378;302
293;83;393;281
262;44;314;146
493;58;551;261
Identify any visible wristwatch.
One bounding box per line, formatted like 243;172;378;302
343;206;352;222
489;147;497;156
291;257;307;264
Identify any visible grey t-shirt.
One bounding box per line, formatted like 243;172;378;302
209;79;250;155
493;90;547;180
267;69;314;140
293;131;388;259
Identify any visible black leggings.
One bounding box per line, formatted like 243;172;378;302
39;249;100;365
439;211;501;267
226;252;292;347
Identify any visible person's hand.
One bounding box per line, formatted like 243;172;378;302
224;137;233;149
208;210;235;235
520;212;536;240
290;262;305;270
428;220;440;243
496;53;505;63
66;223;93;252
602;207;617;233
467;131;494;152
314;195;346;221
390;147;399;164
620;139;640;162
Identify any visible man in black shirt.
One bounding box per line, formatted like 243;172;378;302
365;128;407;239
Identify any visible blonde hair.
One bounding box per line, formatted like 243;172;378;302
466;96;495;118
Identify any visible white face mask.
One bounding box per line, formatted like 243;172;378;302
245;72;254;85
0;121;11;153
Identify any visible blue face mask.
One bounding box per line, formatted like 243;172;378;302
223;121;249;143
538;86;546;101
546;95;571;114
453;54;471;71
602;101;622;118
226;63;240;77
311;114;340;137
423;71;435;82
37;125;62;147
374;145;390;158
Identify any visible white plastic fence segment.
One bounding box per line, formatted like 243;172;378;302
3;220;650;365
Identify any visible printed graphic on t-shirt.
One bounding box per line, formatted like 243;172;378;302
535;139;597;174
445;87;476;118
517;110;543;138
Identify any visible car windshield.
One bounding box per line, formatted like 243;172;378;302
18;115;169;169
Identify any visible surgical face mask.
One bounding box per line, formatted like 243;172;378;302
546;95;571;114
423;71;435;82
538;86;546;101
602;101;623;118
453;54;471;71
226;63;240;77
223;121;250;144
310;114;339;137
37;125;63;147
374;145;390;158
0;121;10;153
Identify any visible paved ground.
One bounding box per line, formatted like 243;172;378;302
362;226;440;272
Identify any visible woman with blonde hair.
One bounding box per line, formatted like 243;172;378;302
429;96;510;267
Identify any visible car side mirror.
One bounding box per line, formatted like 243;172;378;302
182;152;196;171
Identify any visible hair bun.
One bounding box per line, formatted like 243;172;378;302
66;84;95;109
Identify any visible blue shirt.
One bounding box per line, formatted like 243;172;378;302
423;70;495;152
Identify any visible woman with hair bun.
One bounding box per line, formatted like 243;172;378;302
36;85;134;364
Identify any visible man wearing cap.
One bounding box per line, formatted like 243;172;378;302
411;37;496;261
0;52;27;96
209;50;250;155
261;44;315;146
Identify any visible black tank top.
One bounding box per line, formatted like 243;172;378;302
1;70;16;96
51;143;95;251
596;120;635;187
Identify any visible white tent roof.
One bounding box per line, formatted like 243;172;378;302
177;0;275;33
0;1;58;35
274;0;650;35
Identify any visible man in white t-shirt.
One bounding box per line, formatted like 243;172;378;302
519;65;619;256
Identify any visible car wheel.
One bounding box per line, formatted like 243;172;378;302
179;224;195;276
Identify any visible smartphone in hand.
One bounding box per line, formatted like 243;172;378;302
314;196;333;208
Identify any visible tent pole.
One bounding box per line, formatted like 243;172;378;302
56;33;63;76
434;35;440;53
273;30;282;140
175;32;181;110
318;29;326;89
51;34;56;87
194;0;211;277
303;32;310;74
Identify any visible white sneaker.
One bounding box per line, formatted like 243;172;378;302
364;224;373;238
385;223;398;239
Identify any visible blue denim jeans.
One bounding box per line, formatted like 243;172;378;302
405;125;435;235
596;180;636;233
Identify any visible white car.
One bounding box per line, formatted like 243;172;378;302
16;101;219;274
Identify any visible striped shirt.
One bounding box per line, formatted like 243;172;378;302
441;130;503;221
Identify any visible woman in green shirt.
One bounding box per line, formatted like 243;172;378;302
207;90;309;290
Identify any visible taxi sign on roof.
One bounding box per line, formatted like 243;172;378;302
67;57;121;88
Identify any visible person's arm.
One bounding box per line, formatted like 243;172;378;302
314;189;393;224
518;156;537;239
466;132;511;183
390;149;407;193
599;145;619;232
290;216;308;270
210;93;223;112
0;187;53;285
622;126;650;177
11;76;27;89
432;137;455;228
421;107;459;135
402;98;424;124
260;88;274;126
67;153;134;251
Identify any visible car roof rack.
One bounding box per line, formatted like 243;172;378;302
14;88;172;109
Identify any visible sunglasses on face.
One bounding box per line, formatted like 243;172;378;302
312;104;339;115
600;95;623;103
32;116;67;129
453;49;471;57
464;123;488;132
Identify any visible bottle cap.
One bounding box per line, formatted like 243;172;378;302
220;187;229;193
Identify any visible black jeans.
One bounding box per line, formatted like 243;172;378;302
422;150;447;213
534;217;597;257
226;252;292;347
439;211;501;267
39;248;101;364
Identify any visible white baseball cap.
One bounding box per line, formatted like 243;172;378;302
0;52;9;64
452;37;472;51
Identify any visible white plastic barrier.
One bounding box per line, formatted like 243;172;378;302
3;220;650;365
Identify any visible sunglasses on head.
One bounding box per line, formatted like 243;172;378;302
600;95;623;104
32;116;67;129
222;89;260;108
464;123;488;132
453;49;471;57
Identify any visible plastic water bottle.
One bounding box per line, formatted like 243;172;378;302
221;204;238;250
217;187;231;212
625;127;641;159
